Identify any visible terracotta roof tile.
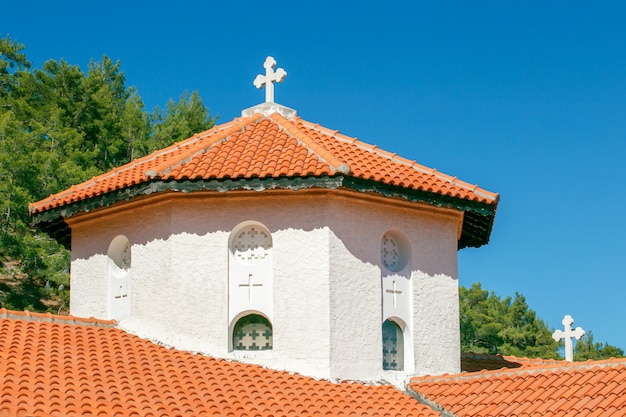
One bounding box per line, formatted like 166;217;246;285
0;309;439;417
410;356;626;417
30;112;498;216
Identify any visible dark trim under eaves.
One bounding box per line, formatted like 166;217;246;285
31;175;497;250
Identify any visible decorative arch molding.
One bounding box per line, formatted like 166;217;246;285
107;235;131;321
228;221;274;328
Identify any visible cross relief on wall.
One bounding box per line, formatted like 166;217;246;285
385;280;403;308
239;273;263;301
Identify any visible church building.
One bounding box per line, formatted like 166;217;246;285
29;57;499;383
6;56;624;417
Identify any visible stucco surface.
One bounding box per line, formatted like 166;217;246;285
68;189;462;381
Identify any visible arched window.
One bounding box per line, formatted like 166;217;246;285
232;314;273;351
107;235;131;321
382;319;404;370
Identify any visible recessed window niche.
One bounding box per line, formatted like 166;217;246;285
233;314;273;351
382;319;404;371
380;230;410;272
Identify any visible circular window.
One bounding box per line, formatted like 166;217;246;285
108;235;131;270
232;226;272;265
381;234;399;271
381;231;409;272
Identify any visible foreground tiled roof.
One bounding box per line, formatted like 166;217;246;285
0;309;439;417
29;111;498;248
410;355;626;417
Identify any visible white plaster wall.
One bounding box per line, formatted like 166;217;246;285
411;213;461;375
326;199;383;381
271;225;331;377
67;190;462;381
324;195;461;379
69;193;334;376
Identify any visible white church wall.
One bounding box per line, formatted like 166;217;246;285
67;189;462;380
326;197;383;381
411;213;462;375
270;225;332;377
69;199;176;326
324;195;462;379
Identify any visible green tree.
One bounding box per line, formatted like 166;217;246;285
0;35;216;314
459;283;560;359
149;90;216;151
0;35;30;97
574;331;624;361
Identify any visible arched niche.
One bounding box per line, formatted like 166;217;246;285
231;313;273;351
107;235;131;321
228;221;274;326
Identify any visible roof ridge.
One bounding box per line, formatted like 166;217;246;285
150;113;265;178
269;113;350;174
298;119;499;203
0;308;116;327
412;357;626;384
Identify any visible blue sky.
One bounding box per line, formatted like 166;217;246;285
4;1;626;351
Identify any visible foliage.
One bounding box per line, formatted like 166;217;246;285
460;283;560;359
460;283;624;360
574;331;624;361
150;90;216;151
0;34;215;313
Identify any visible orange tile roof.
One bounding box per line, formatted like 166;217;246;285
410;356;626;417
29;111;498;248
0;309;439;417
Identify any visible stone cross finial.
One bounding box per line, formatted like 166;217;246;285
552;314;585;362
254;56;287;103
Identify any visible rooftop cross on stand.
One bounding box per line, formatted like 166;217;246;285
254;56;287;103
552;314;585;362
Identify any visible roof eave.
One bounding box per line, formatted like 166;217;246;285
32;175;497;250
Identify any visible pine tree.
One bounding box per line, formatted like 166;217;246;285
0;35;215;313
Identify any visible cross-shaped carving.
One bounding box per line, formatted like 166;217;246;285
385;280;402;307
254;56;287;103
239;274;262;301
552;314;585;361
114;283;128;300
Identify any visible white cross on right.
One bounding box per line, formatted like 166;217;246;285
253;56;287;103
552;314;585;362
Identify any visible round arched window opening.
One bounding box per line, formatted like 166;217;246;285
382;319;404;371
108;235;131;270
233;314;273;351
380;231;409;272
231;225;272;265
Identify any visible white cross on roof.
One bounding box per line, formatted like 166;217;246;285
552;314;585;362
254;56;287;103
